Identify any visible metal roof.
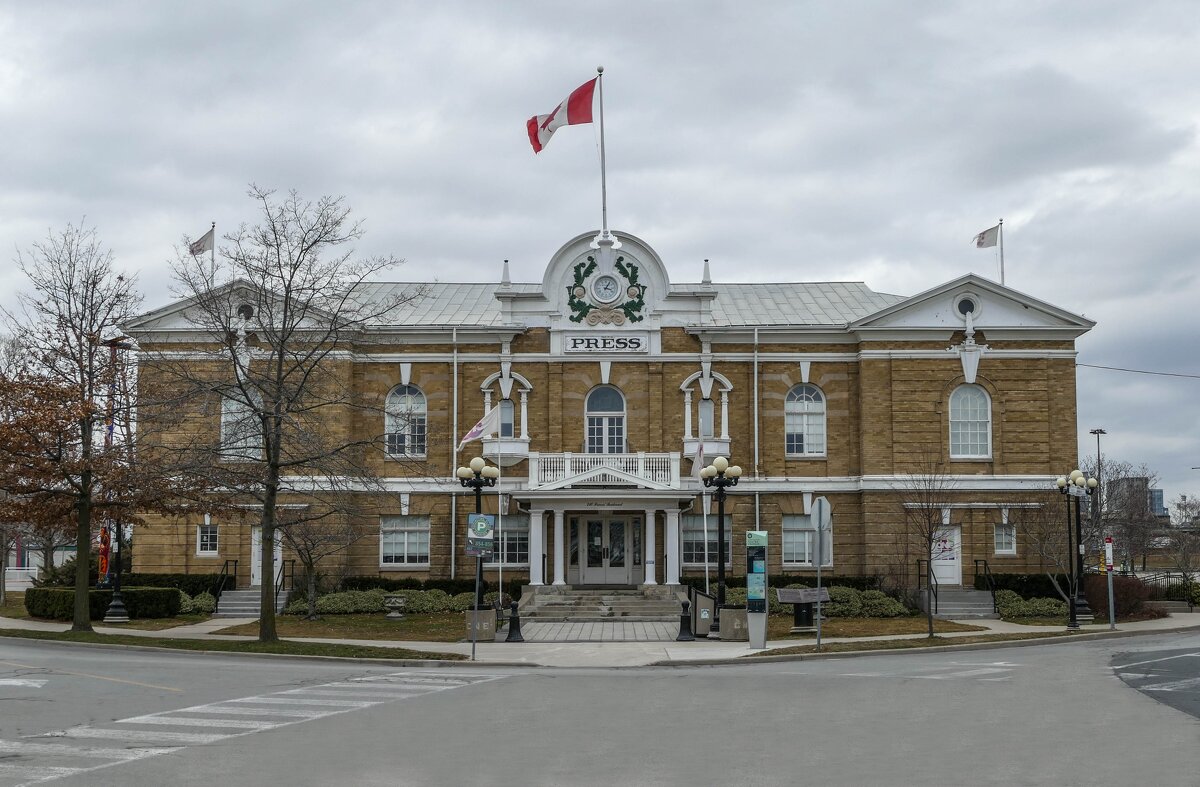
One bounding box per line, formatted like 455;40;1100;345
356;281;903;327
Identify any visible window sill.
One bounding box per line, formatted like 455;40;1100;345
781;564;834;570
384;454;428;461
379;565;431;571
784;454;827;460
950;456;993;462
483;564;531;570
195;552;220;558
992;552;1017;558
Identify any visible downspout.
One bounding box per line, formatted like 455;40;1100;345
753;327;761;532
450;327;458;579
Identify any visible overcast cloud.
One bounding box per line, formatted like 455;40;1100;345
2;1;1197;500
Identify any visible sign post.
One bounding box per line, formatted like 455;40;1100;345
465;514;495;660
746;531;768;649
811;497;831;652
1105;536;1116;630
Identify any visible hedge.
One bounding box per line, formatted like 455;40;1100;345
975;573;1064;600
995;589;1069;618
123;573;233;597
719;584;909;617
283;587;514;616
679;574;880;593
179;591;217;615
1083;574;1149;618
25;587;183;620
340;575;523;600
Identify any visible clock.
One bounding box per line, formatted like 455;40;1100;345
592;274;621;303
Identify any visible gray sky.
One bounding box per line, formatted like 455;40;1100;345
2;1;1197;502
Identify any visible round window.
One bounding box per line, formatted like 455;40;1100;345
953;293;981;320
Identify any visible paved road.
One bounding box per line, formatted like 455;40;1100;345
2;633;1199;786
1113;644;1200;720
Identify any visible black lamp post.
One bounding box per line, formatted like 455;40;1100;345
101;336;133;624
1057;470;1097;629
457;456;498;609
700;455;741;635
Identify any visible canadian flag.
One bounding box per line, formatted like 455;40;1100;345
527;78;596;153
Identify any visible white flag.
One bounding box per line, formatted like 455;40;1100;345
458;406;501;450
973;225;999;248
693;440;706;480
189;227;215;256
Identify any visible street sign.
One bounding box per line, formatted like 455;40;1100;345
1104;537;1114;572
777;587;831;604
1068;485;1086;498
465;513;495;559
811;496;832;531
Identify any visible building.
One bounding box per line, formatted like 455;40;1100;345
125;229;1093;597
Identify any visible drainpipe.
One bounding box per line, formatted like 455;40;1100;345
753;327;761;531
450;327;458;579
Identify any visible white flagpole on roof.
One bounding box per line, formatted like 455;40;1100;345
998;218;1005;286
596;65;610;243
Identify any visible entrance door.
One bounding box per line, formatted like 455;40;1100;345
250;527;283;587
582;518;629;584
931;526;961;586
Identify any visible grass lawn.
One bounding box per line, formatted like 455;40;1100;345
756;630;1079;657
212;612;469;642
767;615;987;639
0;592;30;619
0;628;466;660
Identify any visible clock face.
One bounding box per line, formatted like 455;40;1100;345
592;274;621;303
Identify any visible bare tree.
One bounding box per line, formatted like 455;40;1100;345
137;186;423;642
0;516;17;606
1170;494;1200;531
276;507;364;619
0;225;145;631
1097;460;1160;571
1012;501;1077;603
894;454;959;638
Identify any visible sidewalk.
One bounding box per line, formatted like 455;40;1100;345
3;613;1199;668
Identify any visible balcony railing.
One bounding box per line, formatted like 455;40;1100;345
528;452;681;489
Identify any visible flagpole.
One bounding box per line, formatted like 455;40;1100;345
998;218;1005;286
210;221;216;270
497;445;503;607
596;65;609;242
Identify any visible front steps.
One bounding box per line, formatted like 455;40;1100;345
521;586;684;622
214;587;289;618
931;586;1000;619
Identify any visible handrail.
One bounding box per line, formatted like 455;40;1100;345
212;559;237;613
274;559;295;603
974;559;998;614
917;559;938;614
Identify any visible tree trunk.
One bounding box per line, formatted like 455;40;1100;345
0;537;8;606
259;476;279;643
926;562;935;639
73;470;93;632
306;563;317;620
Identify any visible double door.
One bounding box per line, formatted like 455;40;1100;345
581;517;632;585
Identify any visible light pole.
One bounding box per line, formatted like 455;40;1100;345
101;336;133;625
457;456;499;609
700;455;741;635
1057;470;1098;629
1090;428;1106;532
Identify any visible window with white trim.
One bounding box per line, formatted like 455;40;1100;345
385;385;427;457
994;510;1016;555
785;385;826;456
498;398;515;438
220;392;262;460
949;384;991;458
380;515;430;566
782;514;832;567
486;514;529;566
197;518;218;556
585;385;625;454
698;398;715;438
681;514;731;566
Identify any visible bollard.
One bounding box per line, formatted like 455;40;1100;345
505;600;525;643
676;599;695;641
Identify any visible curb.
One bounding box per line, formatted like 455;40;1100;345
646;622;1200;667
0;632;533;669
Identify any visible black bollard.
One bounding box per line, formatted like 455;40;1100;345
676;599;695;642
505;600;525;643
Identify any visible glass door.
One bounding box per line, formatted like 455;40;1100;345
581;517;630;584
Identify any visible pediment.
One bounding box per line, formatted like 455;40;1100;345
851;274;1094;338
124;279;335;336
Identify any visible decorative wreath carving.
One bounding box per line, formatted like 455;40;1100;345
567;255;646;324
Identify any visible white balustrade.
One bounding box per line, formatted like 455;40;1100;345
528;452;681;489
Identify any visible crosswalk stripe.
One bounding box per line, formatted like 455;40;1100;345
0;763;84;780
1142;676;1200;692
118;715;280;730
320;681;446;693
227;696;378;708
173;705;330;718
0;740;177;760
279;688;421;699
47;727;230;744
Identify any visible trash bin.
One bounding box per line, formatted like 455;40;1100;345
691;589;716;638
718;606;749;641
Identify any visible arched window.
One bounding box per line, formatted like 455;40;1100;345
499;399;515;438
785;384;826;456
220;391;263;461
949;384;991;459
385;385;427;457
585;385;625;454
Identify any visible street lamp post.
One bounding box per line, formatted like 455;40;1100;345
1090;428;1106;532
101;336;133;625
700;455;741;635
1057;470;1098;630
457;456;499;609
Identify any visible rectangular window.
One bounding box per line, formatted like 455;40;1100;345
380;515;431;566
500;399;515;438
486;515;530;566
994;522;1016;555
782;514;832;567
681;514;732;566
197;519;218;555
386;416;427;456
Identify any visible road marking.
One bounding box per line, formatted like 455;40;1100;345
1141;677;1200;693
0;660;182;692
1111;652;1200;670
0;678;47;688
19;670;507;784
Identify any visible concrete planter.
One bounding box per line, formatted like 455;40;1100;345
718;606;749;641
466;608;496;640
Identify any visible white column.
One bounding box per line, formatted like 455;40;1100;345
484;390;493;411
665;509;680;585
519;390;529;440
683;389;693;439
643;509;657;585
720;390;730;440
553;509;567;586
528;509;545;585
